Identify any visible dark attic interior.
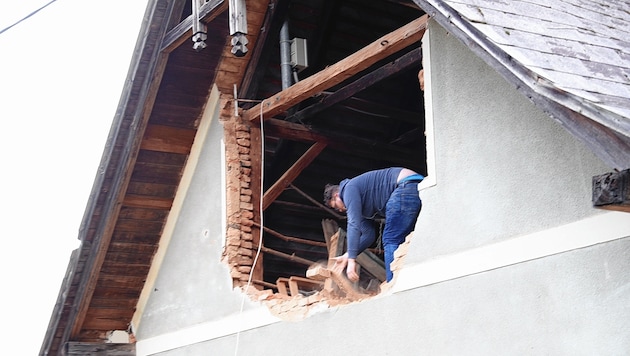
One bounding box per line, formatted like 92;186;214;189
234;0;427;292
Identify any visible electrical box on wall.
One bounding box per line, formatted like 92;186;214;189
290;38;308;72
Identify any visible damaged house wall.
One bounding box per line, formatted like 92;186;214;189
133;22;630;355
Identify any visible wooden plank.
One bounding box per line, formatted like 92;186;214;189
243;15;429;122
324;230;344;293
288;276;324;296
253;222;328;247
356;251;386;282
262;141;327;210
263;118;419;168
254;244;315;266
321;219;340;249
288;279;300;296
252;279;277;290
334;229;346;257
140;124;196;154
121;195;173;210
276;277;290;295
66;342;135;356
290;184;345;221
287;46;423;124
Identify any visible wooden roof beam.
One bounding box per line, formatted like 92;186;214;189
263;118;419;168
286;46;423;124
243;15;429;122
262;141;327;210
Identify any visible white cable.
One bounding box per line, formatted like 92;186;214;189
234;99;265;356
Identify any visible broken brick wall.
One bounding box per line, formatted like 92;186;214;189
220;94;263;289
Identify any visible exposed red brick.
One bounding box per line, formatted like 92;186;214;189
238;247;253;257
236;124;249;132
237;145;250;154
236;138;251;147
240;202;254;210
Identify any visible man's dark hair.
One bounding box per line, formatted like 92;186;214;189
323;184;339;206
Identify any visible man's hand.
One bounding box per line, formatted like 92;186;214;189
346;258;359;282
331;253;359;282
331;253;348;275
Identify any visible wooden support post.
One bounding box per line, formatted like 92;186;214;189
276;277;290;296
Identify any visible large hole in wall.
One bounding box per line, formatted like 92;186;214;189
220;0;429;318
221;61;428;318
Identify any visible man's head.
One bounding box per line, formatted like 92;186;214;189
323;184;346;212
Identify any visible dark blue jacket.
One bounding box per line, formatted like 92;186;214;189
338;167;402;258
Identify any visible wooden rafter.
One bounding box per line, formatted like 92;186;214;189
263;118;419;168
243;15;429;122
262;141;327;210
286;46;423;124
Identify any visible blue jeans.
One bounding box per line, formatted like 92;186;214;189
383;181;422;282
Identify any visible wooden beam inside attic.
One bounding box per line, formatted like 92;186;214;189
263;118;418;168
286;46;423;124
243;15;429;122
253;222;328;247
262;141;327;210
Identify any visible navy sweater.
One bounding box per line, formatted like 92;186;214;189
338;167;402;258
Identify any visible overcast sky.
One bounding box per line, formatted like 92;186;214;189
0;1;148;353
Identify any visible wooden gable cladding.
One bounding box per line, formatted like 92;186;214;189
140;124;197;154
57;5;232;350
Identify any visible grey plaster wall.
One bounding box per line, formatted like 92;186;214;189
411;21;611;262
137;107;257;339
157;237;630;356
